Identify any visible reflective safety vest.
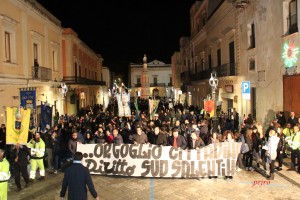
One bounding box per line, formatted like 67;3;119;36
27;138;46;158
0;158;10;182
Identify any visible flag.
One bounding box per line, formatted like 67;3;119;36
116;92;131;117
41;103;53;132
20;88;36;129
204;100;215;117
6;107;31;144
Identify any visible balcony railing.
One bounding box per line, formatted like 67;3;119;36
189;63;237;81
180;71;189;78
32;66;52;81
168;83;173;86
63;76;106;86
150;83;166;87
134;83;141;87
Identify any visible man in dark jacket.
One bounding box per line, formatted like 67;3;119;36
60;152;99;200
11;143;30;191
169;128;187;149
113;128;123;145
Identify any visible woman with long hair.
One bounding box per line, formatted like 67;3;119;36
245;128;254;171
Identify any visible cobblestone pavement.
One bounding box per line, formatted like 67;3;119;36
7;164;300;200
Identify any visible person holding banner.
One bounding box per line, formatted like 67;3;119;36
0;148;10;200
187;131;205;150
169;128;187;149
133;126;148;144
27;132;46;181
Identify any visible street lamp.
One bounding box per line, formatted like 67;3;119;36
209;72;219;133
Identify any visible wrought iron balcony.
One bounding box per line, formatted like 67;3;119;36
63;76;106;86
32;66;52;81
189;63;237;81
150;83;166;87
134;83;141;87
180;71;190;82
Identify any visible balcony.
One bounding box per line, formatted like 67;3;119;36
168;83;173;86
63;76;106;86
134;83;141;87
150;83;166;87
180;71;190;82
32;66;52;81
189;63;237;81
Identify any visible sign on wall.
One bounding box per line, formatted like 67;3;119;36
77;142;242;178
242;81;250;100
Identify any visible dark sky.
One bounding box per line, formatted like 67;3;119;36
36;0;195;77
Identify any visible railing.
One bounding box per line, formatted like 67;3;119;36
189;63;237;81
63;76;106;86
150;83;166;87
32;66;52;81
287;14;298;34
180;71;189;79
215;63;237;77
168;83;173;86
134;83;141;87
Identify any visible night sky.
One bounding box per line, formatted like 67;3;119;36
36;0;195;80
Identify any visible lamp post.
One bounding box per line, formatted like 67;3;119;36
209;72;219;133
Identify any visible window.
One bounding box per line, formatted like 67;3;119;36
169;76;172;85
33;43;38;60
250;23;255;48
52;50;58;71
208;54;212;69
289;0;298;34
249;58;255;70
4;31;11;62
137;77;141;85
2;15;17;64
153;76;158;85
217;49;221;66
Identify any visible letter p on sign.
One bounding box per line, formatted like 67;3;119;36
242;81;250;100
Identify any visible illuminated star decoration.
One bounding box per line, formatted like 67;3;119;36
282;41;299;68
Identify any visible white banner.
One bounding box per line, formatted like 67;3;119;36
77;142;242;178
116;92;131;117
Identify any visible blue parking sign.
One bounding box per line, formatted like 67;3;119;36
242;81;250;100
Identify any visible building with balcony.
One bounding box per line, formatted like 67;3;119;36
178;0;238;110
62;28;107;114
236;0;300;123
0;0;108;125
0;0;64;124
174;0;300;127
128;59;172;98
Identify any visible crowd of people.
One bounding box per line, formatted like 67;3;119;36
0;99;300;199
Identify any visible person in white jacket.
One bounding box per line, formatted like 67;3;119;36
264;129;280;180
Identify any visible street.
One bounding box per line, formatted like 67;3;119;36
7;161;300;200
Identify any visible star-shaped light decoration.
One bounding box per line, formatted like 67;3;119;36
282;41;299;68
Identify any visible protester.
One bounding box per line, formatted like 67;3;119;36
60;152;99;200
113;128;123;145
265;129;280;180
0;148;10;200
169;127;187;149
133;126;148;144
10;143;30;191
27;132;46;181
